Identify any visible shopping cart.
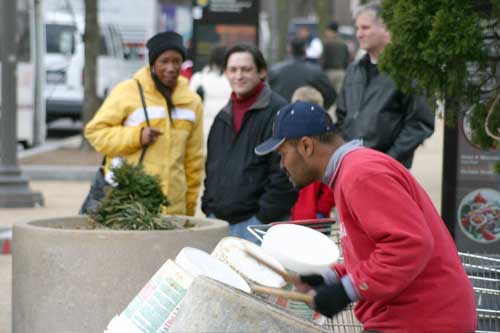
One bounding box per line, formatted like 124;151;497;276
248;218;363;333
248;218;337;243
459;252;500;333
249;220;500;333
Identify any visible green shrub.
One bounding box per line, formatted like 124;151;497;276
89;161;192;230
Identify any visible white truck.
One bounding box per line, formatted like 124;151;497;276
42;0;161;122
44;10;127;122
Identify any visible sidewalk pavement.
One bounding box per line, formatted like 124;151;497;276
0;118;444;333
18;135;101;181
411;117;444;211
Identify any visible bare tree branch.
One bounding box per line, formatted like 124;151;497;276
485;92;500;141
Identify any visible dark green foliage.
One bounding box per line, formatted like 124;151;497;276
470;103;500;149
111;160;169;214
89;161;192;230
380;0;484;103
379;0;499;155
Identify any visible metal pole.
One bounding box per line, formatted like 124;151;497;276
0;0;43;207
0;0;19;168
33;0;46;146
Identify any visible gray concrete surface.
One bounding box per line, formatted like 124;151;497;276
21;165;97;181
12;216;228;333
0;181;89;333
0;255;11;333
0;119;444;333
19;135;97;181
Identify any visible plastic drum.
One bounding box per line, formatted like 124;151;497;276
261;224;340;274
212;237;325;325
175;247;251;293
211;237;287;288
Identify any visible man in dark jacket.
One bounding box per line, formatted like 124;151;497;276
322;21;351;93
202;44;297;243
268;38;337;108
336;1;434;168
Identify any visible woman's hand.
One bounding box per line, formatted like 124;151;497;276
140;127;163;145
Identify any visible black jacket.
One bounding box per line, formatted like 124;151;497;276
322;36;350;70
336;54;435;168
268;57;337;108
202;84;297;224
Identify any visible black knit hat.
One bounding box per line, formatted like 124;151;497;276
146;31;186;65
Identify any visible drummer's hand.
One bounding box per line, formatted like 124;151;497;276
313;282;351;318
140;127;163;145
293;273;325;293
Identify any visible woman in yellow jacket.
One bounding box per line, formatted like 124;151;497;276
85;31;204;216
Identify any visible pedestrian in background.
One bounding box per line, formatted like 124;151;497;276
85;31;204;216
268;37;336;109
296;25;323;64
336;1;434;169
321;21;351;93
189;45;232;143
202;44;297;243
255;101;477;332
289;86;334;221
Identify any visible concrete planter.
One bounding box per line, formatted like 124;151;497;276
12;215;229;333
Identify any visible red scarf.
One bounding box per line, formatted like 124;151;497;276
230;81;264;134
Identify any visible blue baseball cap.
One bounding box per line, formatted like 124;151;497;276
255;101;335;156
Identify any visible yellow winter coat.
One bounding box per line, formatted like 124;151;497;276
84;67;204;216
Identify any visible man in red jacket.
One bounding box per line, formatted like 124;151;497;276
255;100;477;332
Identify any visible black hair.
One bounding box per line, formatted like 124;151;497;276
290;37;306;57
288;130;340;147
328;21;339;32
223;43;267;72
208;45;227;74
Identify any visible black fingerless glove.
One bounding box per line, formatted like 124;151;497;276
299;273;325;288
313;282;351;318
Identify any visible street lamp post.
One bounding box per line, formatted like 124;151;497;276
0;0;43;207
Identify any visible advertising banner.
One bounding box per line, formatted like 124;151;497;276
191;0;259;72
443;110;500;254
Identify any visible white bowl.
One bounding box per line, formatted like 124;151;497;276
175;247;251;293
261;224;340;274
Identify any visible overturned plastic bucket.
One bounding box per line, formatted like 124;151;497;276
170;276;329;333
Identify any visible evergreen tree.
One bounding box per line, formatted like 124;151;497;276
379;0;500;152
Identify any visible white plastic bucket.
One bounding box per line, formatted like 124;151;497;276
211;236;287;288
175;247;251;293
261;224;340;274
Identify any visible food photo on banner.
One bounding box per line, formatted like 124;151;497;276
453;109;500;254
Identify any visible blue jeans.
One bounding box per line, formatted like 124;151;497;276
208;214;263;244
229;216;264;244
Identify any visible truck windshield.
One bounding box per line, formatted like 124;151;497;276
46;24;76;55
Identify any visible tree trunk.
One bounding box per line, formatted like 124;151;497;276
275;0;289;64
440;97;460;237
80;0;100;151
316;0;331;39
